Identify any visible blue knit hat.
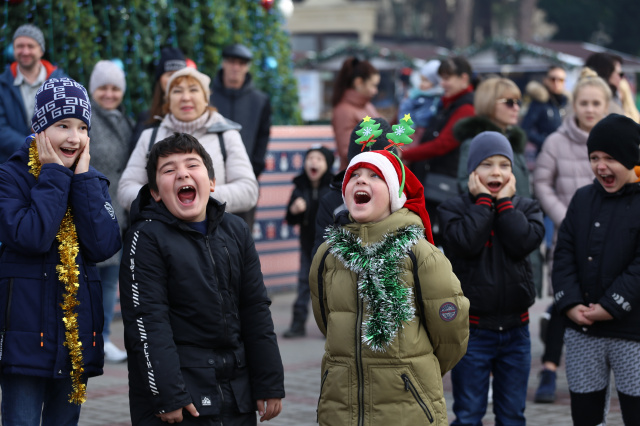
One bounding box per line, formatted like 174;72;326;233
31;78;91;133
467;131;514;174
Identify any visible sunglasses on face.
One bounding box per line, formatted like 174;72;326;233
496;98;522;108
548;76;565;82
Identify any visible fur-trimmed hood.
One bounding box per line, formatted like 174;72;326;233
453;115;527;154
526;80;570;104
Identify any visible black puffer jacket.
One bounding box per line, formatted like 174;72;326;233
119;187;284;422
553;181;640;341
438;193;544;330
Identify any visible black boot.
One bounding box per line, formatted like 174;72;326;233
283;321;305;338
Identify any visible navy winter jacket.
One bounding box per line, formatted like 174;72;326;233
0;138;122;378
553;181;640;341
0;61;66;163
438;193;544;330
119;187;285;421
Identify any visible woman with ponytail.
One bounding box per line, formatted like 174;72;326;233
331;57;380;170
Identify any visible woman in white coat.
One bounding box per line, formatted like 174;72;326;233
118;67;258;213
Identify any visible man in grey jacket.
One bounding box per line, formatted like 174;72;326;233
210;43;271;229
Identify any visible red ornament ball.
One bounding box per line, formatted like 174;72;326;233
260;0;274;11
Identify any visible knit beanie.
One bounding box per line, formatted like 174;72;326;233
154;47;187;85
306;145;335;171
89;60;126;95
587;113;640;170
13;24;45;52
165;67;211;100
420;60;441;85
342;150;434;244
31;78;91;133
347;117;396;163
467;131;514;175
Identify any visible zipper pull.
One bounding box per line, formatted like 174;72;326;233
402;374;409;391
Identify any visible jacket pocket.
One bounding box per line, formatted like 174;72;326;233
369;365;436;425
176;346;221;417
317;361;352;426
316;369;329;422
401;373;434;423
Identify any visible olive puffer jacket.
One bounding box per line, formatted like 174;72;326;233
310;209;469;426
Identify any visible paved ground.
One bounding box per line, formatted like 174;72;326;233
1;292;623;425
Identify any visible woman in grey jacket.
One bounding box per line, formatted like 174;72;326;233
532;67;611;403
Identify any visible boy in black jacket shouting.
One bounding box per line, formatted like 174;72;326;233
553;114;640;425
438;131;544;426
119;133;284;425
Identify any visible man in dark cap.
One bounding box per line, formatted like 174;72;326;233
211;43;272;229
0;23;67;163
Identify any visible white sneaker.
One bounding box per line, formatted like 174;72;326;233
104;341;127;363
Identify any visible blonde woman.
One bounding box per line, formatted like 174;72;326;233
454;77;530;197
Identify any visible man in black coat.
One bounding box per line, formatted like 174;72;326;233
210;44;271;229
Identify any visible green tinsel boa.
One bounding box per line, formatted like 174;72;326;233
325;225;424;351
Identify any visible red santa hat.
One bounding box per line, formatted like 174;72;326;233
342;150;434;244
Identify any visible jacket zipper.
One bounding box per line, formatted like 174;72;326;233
205;237;228;339
1;278;14;361
401;374;434;423
316;369;329;423
356;296;364;426
222;246;238;319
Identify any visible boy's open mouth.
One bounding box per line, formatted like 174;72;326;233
354;191;371;204
177;185;196;204
310;167;318;174
487;182;502;191
600;174;615;185
60;148;77;157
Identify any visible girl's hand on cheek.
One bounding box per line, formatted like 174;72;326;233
497;173;516;199
36;132;63;166
75;138;91;175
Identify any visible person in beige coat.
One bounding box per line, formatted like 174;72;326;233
531;67;611;403
310;150;469;425
118;67;258;213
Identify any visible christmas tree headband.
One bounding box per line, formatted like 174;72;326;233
353;114;415;197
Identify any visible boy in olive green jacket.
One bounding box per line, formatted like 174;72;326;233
310;149;469;426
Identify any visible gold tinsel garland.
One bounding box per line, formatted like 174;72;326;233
28;138;87;404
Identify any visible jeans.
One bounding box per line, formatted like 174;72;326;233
0;374;83;425
451;324;531;426
291;249;312;325
98;262;120;343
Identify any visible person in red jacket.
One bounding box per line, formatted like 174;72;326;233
401;56;476;247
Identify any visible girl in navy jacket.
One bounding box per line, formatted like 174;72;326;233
0;78;121;423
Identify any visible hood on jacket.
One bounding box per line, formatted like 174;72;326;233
526;80;570;105
554;113;589;147
453;115;527;154
526;81;549;103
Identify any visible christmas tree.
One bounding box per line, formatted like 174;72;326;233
354;115;384;151
1;0;301;124
386;114;415;149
